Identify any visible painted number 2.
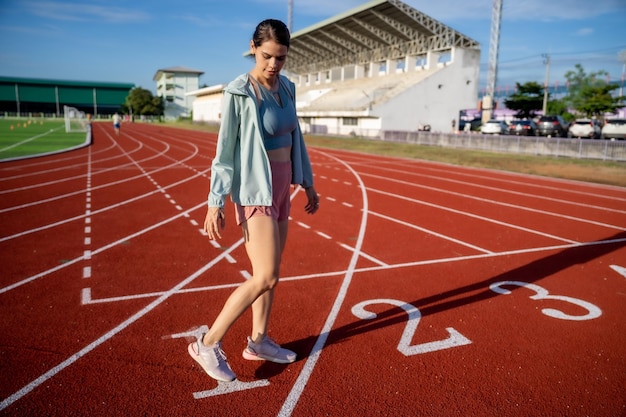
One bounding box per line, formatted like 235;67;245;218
351;299;472;356
489;281;602;321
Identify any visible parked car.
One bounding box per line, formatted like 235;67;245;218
568;119;601;139
536;115;569;137
459;118;482;132
601;118;626;140
480;120;508;135
508;119;538;136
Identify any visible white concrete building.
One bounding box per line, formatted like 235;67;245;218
153;66;204;120
286;0;480;136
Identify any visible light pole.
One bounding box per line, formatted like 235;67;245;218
618;50;626;103
542;53;550;115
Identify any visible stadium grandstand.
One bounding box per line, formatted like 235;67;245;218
188;0;480;136
0;76;134;117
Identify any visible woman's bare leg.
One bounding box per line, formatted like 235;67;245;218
250;219;289;343
203;216;281;346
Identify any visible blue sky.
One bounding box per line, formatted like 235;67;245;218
1;0;625;95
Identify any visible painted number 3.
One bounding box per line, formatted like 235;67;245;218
489;280;602;321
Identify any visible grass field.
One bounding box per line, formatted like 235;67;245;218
0;118;88;160
167;121;626;188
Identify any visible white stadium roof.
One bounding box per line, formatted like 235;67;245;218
283;0;479;75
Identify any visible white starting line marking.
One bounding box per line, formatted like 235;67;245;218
166;325;209;341
193;379;270;398
610;264;626;278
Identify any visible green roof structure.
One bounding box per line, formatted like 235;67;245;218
0;76;135;116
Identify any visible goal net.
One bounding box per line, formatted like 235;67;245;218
64;105;88;133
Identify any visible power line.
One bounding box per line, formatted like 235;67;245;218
485;44;626;66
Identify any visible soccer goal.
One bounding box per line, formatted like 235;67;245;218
64;105;88;133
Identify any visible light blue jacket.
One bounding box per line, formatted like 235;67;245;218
208;73;314;208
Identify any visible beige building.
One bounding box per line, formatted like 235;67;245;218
186;84;224;124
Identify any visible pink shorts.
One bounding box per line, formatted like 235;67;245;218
235;160;292;225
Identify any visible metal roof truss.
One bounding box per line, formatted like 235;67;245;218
286;0;478;75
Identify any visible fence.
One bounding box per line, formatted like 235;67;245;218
377;131;626;162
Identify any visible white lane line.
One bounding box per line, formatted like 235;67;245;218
81;236;626;305
0;237;245;413
0;166;210;243
392;159;626;204
368;210;493;254
363;171;626;229
369;187;581;244
278;151;369;417
0;127;59;152
0;202;206;295
82;146;93;282
82;239;626;304
316;231;332;240
338;243;388;266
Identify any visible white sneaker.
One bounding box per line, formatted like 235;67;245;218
242;336;296;364
188;338;236;382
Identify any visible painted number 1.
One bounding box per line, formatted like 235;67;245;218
351;299;472;356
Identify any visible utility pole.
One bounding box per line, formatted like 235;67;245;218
288;0;293;32
542;53;551;115
619;50;626;103
483;0;502;122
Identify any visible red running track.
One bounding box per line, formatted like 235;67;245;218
1;122;625;416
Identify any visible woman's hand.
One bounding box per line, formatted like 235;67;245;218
304;186;319;215
204;207;225;239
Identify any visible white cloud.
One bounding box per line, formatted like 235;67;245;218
252;0;364;17
576;27;594;36
0;23;62;36
24;1;151;23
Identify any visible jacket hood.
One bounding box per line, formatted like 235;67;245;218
224;73;251;96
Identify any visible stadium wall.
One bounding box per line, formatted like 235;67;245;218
371;48;479;133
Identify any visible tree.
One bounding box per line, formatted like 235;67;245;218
504;82;544;118
563;64;623;117
546;99;574;122
122;87;164;116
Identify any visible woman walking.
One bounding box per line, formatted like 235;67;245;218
188;19;319;382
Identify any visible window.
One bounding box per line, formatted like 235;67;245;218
343;117;358;126
416;55;427;68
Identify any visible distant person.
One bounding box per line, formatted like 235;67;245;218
187;19;319;382
112;113;121;135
